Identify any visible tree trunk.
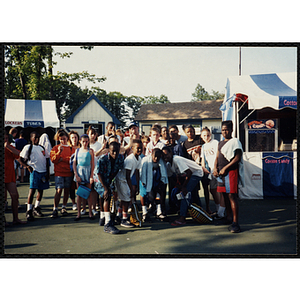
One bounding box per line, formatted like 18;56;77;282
14;46;27;99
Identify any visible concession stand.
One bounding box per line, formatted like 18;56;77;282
5;99;60;174
220;73;297;199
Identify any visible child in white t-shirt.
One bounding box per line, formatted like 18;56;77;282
201;127;225;218
115;140;143;228
145;127;165;156
20;131;50;221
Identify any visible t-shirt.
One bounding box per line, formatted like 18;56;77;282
50;144;73;177
177;135;188;144
15;138;28;151
201;139;219;172
20;144;49;173
39;133;52;154
183;135;204;162
90;141;103;163
166;155;203;178
145;140;165;156
217;139;238;171
116;153;141;182
5;147;19;183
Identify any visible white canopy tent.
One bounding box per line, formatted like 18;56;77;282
5;99;60;128
220;72;297;138
5;99;60;175
219;72;297;199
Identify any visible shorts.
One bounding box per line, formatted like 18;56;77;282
139;181;147;197
115;179;131;202
30;171;49;190
55;176;73;189
217;169;238;194
131;173;137;186
209;175;218;190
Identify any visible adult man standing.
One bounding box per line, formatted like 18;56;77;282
213;121;244;233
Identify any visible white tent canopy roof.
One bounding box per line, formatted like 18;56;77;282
224;72;297;110
5;99;60;128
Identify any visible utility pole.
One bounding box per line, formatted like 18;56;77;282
239;47;242;76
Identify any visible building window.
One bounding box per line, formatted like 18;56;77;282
84;123;103;136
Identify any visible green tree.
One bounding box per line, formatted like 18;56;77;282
4;45;106;123
191;84;224;101
191;84;211;101
143;94;170;104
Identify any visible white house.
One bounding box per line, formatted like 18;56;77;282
134;99;223;140
64;94;120;136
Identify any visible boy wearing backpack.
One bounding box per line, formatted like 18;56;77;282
20;131;50;221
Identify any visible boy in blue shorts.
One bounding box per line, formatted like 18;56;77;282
95;141;124;234
20;132;50;221
213;121;244;233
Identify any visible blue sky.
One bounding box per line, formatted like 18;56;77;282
53;46;296;102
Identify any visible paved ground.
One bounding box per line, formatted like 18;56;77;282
2;180;298;257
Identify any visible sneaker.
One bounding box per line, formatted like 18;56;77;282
156;213;168;222
99;217;105;226
61;207;68;216
120;219;135;228
228;222;241;233
81;209;86;215
72;204;77;211
104;221;120;234
142;214;152;223
50;209;58;218
211;212;224;220
92;209;99;216
26;209;34;221
114;215;121;225
33;206;44;217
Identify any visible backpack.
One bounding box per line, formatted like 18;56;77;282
70;148;79;172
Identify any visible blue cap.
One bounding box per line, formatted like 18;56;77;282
128;121;138;129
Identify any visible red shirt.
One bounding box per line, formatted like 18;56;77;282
5;146;19;183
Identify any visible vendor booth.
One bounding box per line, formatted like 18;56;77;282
5;99;60;175
220;73;297;199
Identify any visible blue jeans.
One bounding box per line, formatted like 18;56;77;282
180;175;202;217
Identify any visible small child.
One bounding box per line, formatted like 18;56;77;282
19;132;50;221
95;141;124;234
68;130;80;211
115;139;143;228
50;129;74;218
140;148;168;221
73;134;95;221
87;125;103;216
145;127;165;156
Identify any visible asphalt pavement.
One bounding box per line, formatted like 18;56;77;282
2;180;298;257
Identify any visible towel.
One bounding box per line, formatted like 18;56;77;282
141;156;168;193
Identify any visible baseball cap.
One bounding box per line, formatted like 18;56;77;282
128;121;138;129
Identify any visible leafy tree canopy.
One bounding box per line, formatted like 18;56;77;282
191;83;224;101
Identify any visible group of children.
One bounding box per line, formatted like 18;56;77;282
4;119;243;234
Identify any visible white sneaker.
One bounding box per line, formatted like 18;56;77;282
81;209;86;215
92;209;98;216
72;204;77;210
